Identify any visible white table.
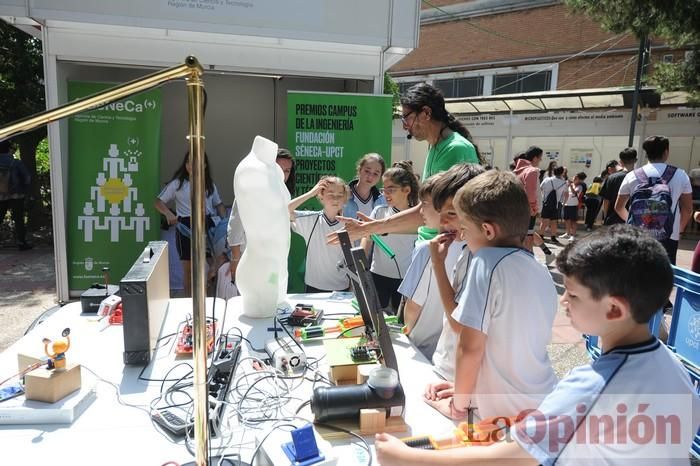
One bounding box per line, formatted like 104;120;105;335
0;294;454;465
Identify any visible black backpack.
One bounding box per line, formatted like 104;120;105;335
0;158;14;195
542;180;559;212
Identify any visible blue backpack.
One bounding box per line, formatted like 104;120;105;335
627;165;677;241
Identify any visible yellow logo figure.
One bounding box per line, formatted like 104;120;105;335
42;328;71;371
100;178;128;204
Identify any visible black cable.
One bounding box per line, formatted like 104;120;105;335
392;256;402;280
295;399;311;415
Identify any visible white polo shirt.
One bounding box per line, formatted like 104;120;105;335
158;179;222;217
618;162;692;241
452;247;558;419
432;242;471;381
515;338;700;465
292;210;348;291
398;239;463;360
369;205;417;279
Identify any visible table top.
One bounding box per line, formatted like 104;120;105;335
0;294;455;465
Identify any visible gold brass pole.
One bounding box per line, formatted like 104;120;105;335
0;56;212;465
0;59;199;142
186;69;210;466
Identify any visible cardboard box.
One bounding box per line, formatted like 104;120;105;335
24;364;82;403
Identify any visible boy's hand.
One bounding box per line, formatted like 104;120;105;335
424;380;454;400
429;232;455;263
425;396;470;420
375;432;413;466
313;178;330;194
425;396;456;419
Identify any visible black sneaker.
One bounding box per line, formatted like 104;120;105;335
550;236;561;245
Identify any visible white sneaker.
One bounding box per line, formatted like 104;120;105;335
558;234;572;243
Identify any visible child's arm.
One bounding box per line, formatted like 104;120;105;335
402;299;421;332
453;326;486;412
429;233;462;333
375;432;536;466
330;204;424;243
288;178;328;215
228;244;242;278
154;198;177;226
360;235;373;259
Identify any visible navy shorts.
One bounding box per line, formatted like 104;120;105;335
563;205;578;221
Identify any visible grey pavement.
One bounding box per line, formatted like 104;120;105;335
0;243;58;352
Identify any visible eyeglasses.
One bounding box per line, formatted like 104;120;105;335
400;111;416;124
383;187;400;194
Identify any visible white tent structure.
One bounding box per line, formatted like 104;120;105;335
0;0;420;300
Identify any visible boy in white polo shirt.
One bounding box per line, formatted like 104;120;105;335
399;164;484;360
423;170;558;421
376;224;700;466
288;176;350;292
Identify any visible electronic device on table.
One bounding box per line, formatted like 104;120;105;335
151;333;242;437
120;241;170;365
174;316;216;356
309;231;405;423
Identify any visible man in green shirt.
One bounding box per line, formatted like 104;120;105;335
333;83;480;242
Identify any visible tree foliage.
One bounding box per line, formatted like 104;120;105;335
565;0;700;105
0;21;49;227
384;72;401;118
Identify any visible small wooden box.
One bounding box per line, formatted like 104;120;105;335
25;364;82;403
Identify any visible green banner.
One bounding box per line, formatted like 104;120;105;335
67;81;162;292
286;91;393;292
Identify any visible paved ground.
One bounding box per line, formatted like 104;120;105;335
1;226;698;374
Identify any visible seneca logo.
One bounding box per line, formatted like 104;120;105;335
95;99;157;113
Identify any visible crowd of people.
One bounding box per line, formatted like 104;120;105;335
151;82;700;464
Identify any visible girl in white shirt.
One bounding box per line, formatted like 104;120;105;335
155;152;226;296
362;163;419;314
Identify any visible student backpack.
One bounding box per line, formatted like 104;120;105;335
0;158;13;195
627;165;677;241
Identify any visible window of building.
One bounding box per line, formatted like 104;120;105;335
492;70;552;95
434;76;484;98
398;81;418;95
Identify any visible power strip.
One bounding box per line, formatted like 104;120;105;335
264;336;306;374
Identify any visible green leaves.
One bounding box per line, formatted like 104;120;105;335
564;0;700;105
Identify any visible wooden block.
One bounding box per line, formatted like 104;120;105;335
356;363;381;384
316;415;409;439
360;408;385;432
25;363;82;403
329;364;359;385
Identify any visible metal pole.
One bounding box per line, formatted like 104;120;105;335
186;66;209;466
628;35;648;147
0;62;197;142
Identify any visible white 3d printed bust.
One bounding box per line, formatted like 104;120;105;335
233;136;291;318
